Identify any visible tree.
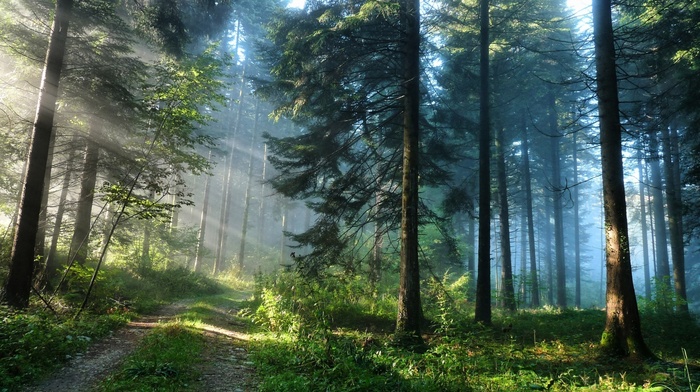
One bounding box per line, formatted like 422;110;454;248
474;0;492;325
593;0;654;358
2;0;74;308
395;0;423;338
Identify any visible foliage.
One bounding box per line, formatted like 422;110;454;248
0;262;224;390
0;306;128;390
98;323;204;392
245;273;700;391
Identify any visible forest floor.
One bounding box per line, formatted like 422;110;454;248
24;293;256;392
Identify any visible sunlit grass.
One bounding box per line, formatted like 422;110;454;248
244;272;700;392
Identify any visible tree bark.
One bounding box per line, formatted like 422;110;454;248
521;124;539;307
396;0;423;337
36;132;57;262
637;151;652;301
648;134;670;280
496;125;515;311
3;0;73;308
547;93;566;308
214;62;247;274
593;0;654;359
194;150;213;273
474;0;492;325
660;126;687;313
70;131;99;266
573;131;581;308
236;102;261;274
44;136;79;282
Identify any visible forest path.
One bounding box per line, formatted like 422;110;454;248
25;292;256;392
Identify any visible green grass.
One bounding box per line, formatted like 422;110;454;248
0;265;224;391
244;272;700;392
98;323;205;392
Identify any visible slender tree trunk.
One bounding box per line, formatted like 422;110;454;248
496;126;515;311
593;0;654;358
194;150;213;273
214;62;248;273
521;125;539;307
545;195;554;305
44;137;79;282
648;134;670;280
236;102;261;274
396;0;423;338
3;0;73;308
36;132;57;262
256;143;268;252
638;151;652;301
547;93;566;308
475;0;492;325
661;126;687;313
573;132;581;308
70;131;99;266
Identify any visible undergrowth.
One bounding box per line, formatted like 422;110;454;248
97;323;205;392
245;271;700;392
0;264;222;391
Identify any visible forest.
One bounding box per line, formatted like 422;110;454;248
1;0;700;390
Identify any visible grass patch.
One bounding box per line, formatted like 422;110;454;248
0;307;128;391
98;323;205;392
244;272;700;392
0;265;224;390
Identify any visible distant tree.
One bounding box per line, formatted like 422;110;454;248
593;0;654;358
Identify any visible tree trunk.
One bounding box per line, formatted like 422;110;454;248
496;126;515;311
638;151;652;301
256;143;268;252
44;136;79;282
36;132;57;262
547;93;566;308
593;0;654;358
396;0;423;338
214;62;248;274
573;131;581;308
661;126;687;313
236;102;261;274
474;0;492;325
521;124;539;307
194;150;213;273
70;131;99;266
648;134;670;280
3;0;73;308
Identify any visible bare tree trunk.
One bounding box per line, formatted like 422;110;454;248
256;143;268;252
474;0;492;325
547;93;566;308
214;62;248;274
496;125;515;311
396;0;423;338
648;134;670;280
69;131;99;266
593;0;654;358
573;132;581;308
661;126;687;313
3;0;73;308
521;124;539;307
638;151;652;301
194;150;213;273
36;132;57;262
44;136;79;282
236;102;261;274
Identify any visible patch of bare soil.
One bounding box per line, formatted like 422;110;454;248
24;298;257;392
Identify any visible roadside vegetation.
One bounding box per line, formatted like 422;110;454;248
245;271;700;392
0;264;223;391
